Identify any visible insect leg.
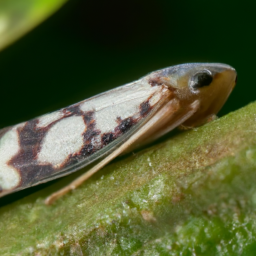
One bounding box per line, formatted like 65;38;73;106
142;100;200;144
45;99;198;205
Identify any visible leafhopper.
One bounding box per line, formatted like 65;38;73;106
0;63;237;204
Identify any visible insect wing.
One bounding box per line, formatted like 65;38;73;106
0;79;168;195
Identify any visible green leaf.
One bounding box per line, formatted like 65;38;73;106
0;0;67;51
1;102;256;255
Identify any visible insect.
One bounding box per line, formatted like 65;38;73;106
0;63;237;204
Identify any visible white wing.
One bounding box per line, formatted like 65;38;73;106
0;78;168;195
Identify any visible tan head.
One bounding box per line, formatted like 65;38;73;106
153;63;237;127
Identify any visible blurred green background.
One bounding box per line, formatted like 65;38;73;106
0;0;248;128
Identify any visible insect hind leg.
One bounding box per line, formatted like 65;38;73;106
45;98;198;205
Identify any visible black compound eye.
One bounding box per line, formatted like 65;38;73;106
189;70;213;90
